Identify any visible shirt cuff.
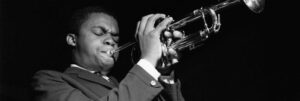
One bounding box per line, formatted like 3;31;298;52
137;59;161;80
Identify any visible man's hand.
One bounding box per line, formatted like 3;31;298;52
136;14;173;67
161;30;183;67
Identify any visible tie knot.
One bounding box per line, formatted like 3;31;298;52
94;71;102;76
94;71;110;82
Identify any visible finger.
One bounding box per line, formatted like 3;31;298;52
145;14;166;34
161;62;165;68
168;48;179;64
138;14;153;36
162;44;168;56
167;38;172;46
172;30;183;38
168;48;177;57
155;17;173;33
164;31;172;38
134;21;141;40
166;62;171;67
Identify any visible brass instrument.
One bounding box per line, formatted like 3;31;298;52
109;0;265;70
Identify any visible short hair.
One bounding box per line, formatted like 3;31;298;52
68;6;116;35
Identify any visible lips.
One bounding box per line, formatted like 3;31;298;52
101;50;114;57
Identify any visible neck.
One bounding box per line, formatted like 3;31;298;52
101;71;108;75
72;50;110;75
72;51;98;71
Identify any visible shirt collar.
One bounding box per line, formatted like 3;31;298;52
70;64;110;81
70;64;96;74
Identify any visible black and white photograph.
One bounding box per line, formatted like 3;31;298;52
1;0;288;101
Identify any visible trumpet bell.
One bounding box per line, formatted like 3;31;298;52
243;0;265;13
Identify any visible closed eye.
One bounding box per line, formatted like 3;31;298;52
92;27;107;36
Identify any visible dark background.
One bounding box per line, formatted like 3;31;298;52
0;0;290;101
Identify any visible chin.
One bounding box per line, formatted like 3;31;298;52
101;61;114;70
97;57;115;72
105;63;114;69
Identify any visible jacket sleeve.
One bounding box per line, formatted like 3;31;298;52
160;79;185;101
158;73;185;101
33;65;164;101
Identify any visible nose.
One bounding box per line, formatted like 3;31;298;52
104;35;117;47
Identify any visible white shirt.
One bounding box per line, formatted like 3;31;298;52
137;59;161;80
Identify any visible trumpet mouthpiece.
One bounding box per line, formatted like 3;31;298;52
106;50;115;55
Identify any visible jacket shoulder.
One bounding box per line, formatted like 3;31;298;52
32;70;70;90
32;70;94;101
33;70;66;83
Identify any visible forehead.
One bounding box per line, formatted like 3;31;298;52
81;13;119;33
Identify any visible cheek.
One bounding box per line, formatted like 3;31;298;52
80;38;102;55
90;41;103;54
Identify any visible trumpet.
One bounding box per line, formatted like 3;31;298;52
110;0;265;69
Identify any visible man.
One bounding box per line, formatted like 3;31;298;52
33;6;184;101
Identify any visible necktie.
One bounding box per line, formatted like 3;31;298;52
94;71;110;82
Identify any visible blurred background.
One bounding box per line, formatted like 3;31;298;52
0;0;290;101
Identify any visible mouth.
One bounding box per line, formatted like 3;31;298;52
100;49;116;60
101;50;113;56
106;50;115;56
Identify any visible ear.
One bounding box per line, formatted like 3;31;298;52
66;33;77;46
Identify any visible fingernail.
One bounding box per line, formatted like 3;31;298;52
168;17;174;21
164;31;172;37
172;59;179;64
162;63;165;68
167;63;171;67
168;48;176;54
173;30;182;37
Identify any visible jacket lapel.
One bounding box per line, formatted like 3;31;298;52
64;67;117;88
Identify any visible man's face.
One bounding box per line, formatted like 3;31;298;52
75;13;119;73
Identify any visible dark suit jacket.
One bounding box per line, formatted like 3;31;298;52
32;65;184;101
